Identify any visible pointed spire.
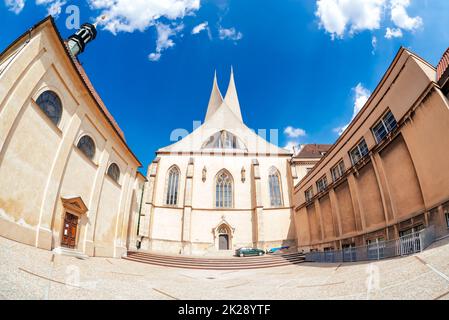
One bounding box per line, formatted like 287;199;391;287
223;66;243;122
204;70;224;122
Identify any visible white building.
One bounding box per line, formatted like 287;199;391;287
138;70;297;255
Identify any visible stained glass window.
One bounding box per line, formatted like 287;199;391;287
36;90;62;126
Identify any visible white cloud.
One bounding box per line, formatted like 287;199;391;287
334;83;371;135
148;23;184;62
385;27;403;39
284;126;307;138
5;0;25;14
371;35;377;54
218;26;243;41
36;0;66;17
284;141;302;154
192;21;208;34
89;0;200;34
315;0;386;38
6;0;67;16
315;0;422;40
390;0;422;31
283;126;307;153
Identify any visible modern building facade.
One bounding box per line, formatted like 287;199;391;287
0;17;144;258
137;71;297;255
293;47;449;252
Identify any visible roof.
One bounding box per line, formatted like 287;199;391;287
295;144;332;159
68;52;126;139
0;16;142;167
437;46;449;86
157;70;292;156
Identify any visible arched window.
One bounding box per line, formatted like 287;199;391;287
107;163;120;183
269;168;283;207
77;135;96;160
215;170;233;208
36;90;62;126
165;166;180;206
202;131;247;150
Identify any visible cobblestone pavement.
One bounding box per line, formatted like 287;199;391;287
1;236;449;300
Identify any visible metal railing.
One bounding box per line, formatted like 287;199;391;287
305;226;436;263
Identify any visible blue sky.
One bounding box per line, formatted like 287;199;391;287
1;0;449;171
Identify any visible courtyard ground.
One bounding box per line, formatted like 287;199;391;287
1;236;449;300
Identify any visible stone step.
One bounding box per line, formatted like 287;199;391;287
126;253;304;265
128;250;304;261
123;256;305;270
123;251;305;270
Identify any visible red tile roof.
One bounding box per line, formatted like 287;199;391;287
437;47;449;85
295;144;332;159
68;50;126;140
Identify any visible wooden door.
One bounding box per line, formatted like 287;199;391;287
61;213;78;249
219;234;229;250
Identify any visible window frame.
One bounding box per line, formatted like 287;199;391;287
165;166;180;206
268;168;283;207
215;170;234;209
76;135;96;161
305;187;314;203
350;138;369;165
106;163;121;184
316;175;328;193
331;160;346;182
372;110;398;143
35;90;63;127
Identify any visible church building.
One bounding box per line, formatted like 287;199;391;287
0;17;144;258
137;71;297;255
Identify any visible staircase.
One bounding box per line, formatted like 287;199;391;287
123;251;306;270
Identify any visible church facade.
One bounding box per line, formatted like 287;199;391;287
137;71;297;255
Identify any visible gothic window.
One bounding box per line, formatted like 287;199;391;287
107;163;120;183
36;90;62;126
77;135;96;160
269;168;283;207
215;170;233;208
165;166;180;206
202;131;247;150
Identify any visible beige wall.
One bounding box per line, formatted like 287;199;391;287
0;19;141;258
293;48;449;251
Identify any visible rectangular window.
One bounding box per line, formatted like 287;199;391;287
331;160;346;182
372;110;398;143
445;212;449;228
316;176;328;193
350;139;369;165
305;187;314;203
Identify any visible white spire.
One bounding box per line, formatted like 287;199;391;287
223;66;243;122
204;70;224;122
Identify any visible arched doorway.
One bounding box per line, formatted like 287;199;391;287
218;226;230;250
213;220;234;251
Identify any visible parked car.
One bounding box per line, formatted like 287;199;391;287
267;246;290;254
235;247;265;257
